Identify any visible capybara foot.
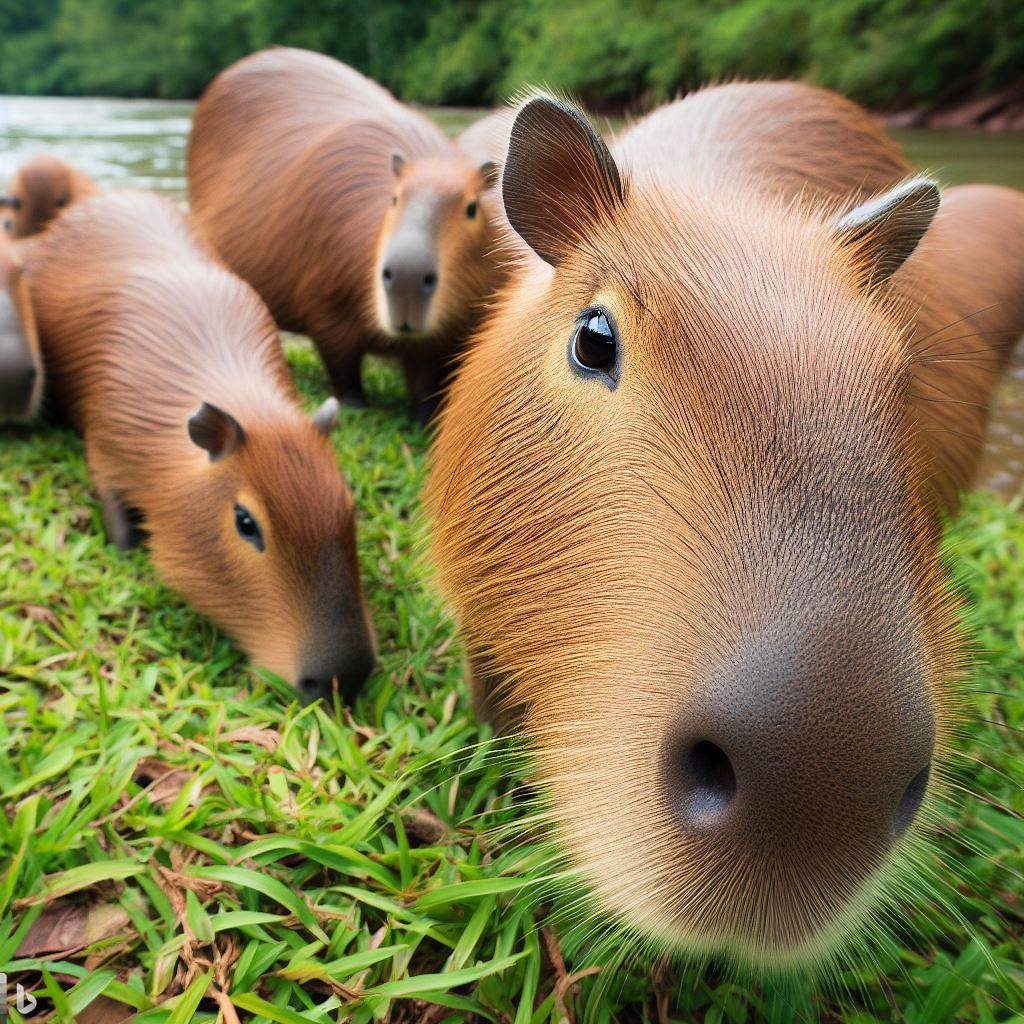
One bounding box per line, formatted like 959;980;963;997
100;489;144;550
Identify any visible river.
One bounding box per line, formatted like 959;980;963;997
3;95;1023;495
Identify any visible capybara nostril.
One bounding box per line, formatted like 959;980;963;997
298;677;322;702
422;271;437;292
673;739;737;829
894;764;930;837
382;266;393;286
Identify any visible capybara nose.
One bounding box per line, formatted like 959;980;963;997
0;349;38;419
666;628;935;859
298;645;376;705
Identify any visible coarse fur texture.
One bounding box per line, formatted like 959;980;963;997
187;47;503;423
22;190;376;697
0;231;42;420
426;81;1024;964
2;154;99;238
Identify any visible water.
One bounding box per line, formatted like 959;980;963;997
3;96;1024;495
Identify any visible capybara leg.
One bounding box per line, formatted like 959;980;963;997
326;350;366;408
402;353;445;426
98;486;143;551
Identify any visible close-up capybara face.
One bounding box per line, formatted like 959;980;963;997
0;236;42;421
374;155;497;337
2;154;97;238
168;398;376;701
428;97;960;965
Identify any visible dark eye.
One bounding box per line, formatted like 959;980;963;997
466;201;478;219
391;194;398;207
234;504;265;552
570;308;618;377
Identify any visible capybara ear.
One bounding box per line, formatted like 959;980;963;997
391;153;406;178
835;177;940;284
479;160;499;186
311;396;340;437
188;401;245;461
502;93;625;267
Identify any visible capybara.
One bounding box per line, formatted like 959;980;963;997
427;82;1024;964
0;232;42;421
23;190;377;701
2;155;98;238
188;47;501;423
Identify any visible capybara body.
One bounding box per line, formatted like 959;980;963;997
24;190;376;699
0;232;42;421
188;47;500;422
428;81;1024;963
2;155;98;238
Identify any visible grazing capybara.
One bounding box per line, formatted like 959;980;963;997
2;155;98;238
188;47;501;423
427;82;1024;964
0;232;42;421
23;190;377;701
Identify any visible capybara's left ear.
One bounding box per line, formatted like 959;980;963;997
835;177;940;284
188;401;245;461
502;93;625;267
479;160;499;186
311;396;340;437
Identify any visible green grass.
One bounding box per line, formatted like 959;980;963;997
2;342;1023;1023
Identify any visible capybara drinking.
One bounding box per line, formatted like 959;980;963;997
188;47;501;423
427;82;1024;964
23;190;377;701
0;232;42;421
2;154;98;238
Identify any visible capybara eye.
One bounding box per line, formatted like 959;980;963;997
391;194;398;207
570;308;618;376
466;201;478;220
234;503;265;552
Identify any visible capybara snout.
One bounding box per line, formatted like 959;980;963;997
663;594;936;949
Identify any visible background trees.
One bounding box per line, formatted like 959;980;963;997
0;0;1021;111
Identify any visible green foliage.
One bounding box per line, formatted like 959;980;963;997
2;342;1024;1020
0;0;1020;108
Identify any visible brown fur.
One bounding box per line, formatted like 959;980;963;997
2;155;99;238
427;82;1024;962
23;190;376;696
0;231;42;420
188;47;503;422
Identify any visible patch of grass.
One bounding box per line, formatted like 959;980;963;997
2;343;1023;1023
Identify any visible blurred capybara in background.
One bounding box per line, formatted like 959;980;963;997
427;82;1024;964
2;154;98;238
456;107;517;234
23;190;377;701
0;232;42;421
188;47;502;423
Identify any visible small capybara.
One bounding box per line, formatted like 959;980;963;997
23;190;377;701
188;47;501;423
2;155;98;238
427;82;1024;964
0;232;42;421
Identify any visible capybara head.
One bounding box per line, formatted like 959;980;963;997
177;396;376;702
3;155;97;239
0;236;42;421
428;96;958;965
374;153;497;337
